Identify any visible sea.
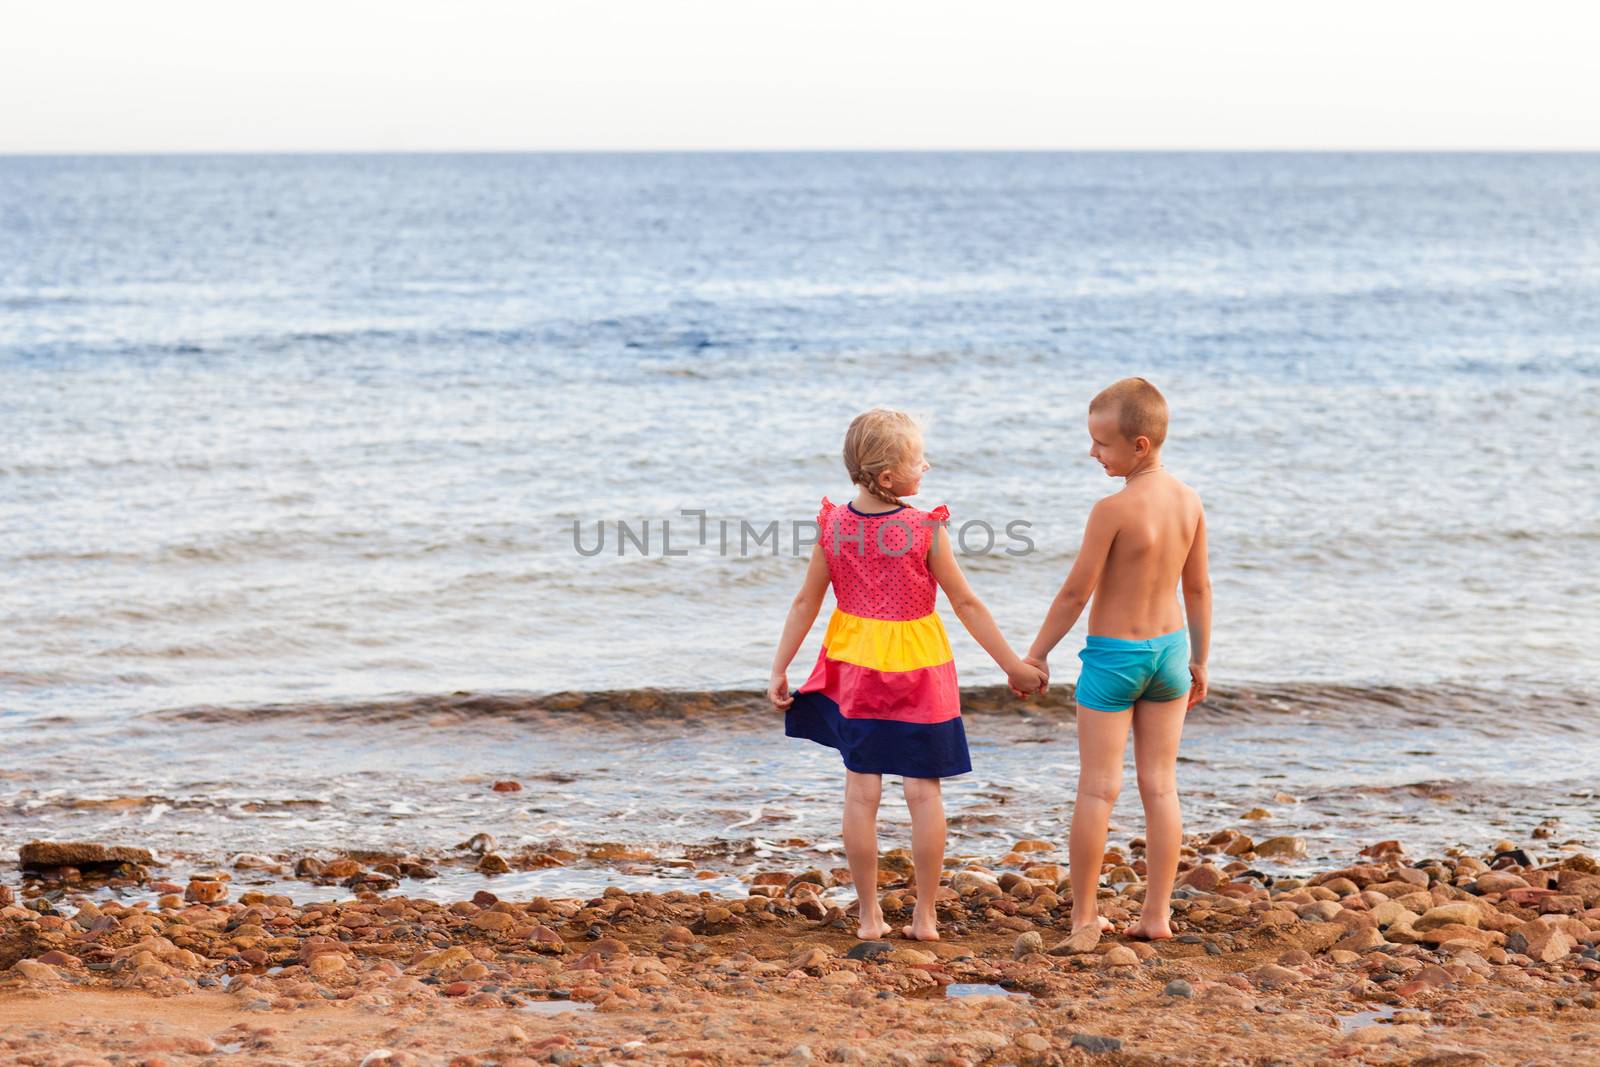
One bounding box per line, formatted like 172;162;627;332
2;152;1597;899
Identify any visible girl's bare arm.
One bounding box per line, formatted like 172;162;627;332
927;525;1042;694
767;543;831;709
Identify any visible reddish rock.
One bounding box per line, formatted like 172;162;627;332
1313;865;1386;889
476;853;511;875
1252;964;1303;989
1334;926;1388;953
1416;924;1498;948
321;858;363;879
1506;920;1577;962
1255;836;1308;859
471;911;515;934
1414;903;1481;931
528;926;568;953
1538;894;1584;914
1473;871;1530;894
1100;945;1139;969
491;780;522;792
1504;887;1560;907
184;880;227;904
590;937;629;958
19;841;154;867
1179;864;1225;892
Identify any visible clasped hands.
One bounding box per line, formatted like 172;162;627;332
1007;654;1050;698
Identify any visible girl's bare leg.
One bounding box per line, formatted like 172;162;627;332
1126;694;1189;940
1069;705;1132;934
901;776;945;941
843;771;889;939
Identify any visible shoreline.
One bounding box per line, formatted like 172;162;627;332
5;830;1598;1065
73;679;1600;726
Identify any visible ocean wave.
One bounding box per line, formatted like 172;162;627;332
141;680;1594;734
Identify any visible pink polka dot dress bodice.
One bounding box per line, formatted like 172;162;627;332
817;498;950;620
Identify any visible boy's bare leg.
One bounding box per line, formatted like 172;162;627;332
1126;694;1189;939
901;776;945;941
843;771;890;939
1070;706;1132;934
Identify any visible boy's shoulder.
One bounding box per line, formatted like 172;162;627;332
1096;476;1201;520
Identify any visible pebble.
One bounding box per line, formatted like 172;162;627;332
845;941;893;961
184;880;227;904
1163;978;1195;998
1013;931;1044;958
1100;945;1139;969
1047;925;1102;955
1254;836;1308;859
1252;964;1302;989
12;959;61;983
476;853;511;875
1069;1034;1124;1053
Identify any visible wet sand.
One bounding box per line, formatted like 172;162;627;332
5;831;1599;1065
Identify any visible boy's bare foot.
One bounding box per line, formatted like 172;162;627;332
900;916;940;942
1122;917;1173;941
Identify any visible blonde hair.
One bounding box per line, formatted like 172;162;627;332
843;408;921;508
1089;377;1168;449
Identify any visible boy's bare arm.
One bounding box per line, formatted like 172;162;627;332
1181;505;1211;708
1026;502;1117;663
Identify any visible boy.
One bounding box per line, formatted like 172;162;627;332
1023;377;1211;946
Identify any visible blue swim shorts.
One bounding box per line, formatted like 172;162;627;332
1074;628;1191;712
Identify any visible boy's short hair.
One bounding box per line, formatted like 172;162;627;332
1089;377;1168;448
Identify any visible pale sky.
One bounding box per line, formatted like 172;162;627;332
4;0;1598;153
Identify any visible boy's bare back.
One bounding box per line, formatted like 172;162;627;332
1086;472;1203;640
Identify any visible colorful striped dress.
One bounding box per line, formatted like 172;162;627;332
785;497;970;779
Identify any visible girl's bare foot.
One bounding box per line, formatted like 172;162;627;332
1122;916;1173;941
857;900;891;940
901;913;940;941
1071;914;1114;934
857;918;892;940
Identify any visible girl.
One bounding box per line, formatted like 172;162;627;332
767;408;1044;942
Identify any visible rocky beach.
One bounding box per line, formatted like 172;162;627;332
5;821;1600;1066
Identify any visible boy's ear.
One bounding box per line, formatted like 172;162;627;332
1133;434;1151;457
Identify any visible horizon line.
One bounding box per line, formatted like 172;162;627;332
4;146;1600;159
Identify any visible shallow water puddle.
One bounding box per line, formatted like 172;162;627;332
1337;1005;1396;1031
521;999;596;1015
937;982;1033;1000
